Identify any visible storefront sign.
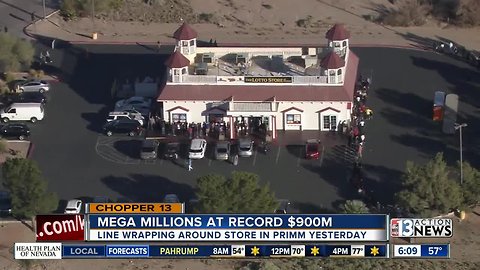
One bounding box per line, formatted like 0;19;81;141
244;76;293;83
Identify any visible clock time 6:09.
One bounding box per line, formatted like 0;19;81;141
397;246;418;255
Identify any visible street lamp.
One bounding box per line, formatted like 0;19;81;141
454;123;467;185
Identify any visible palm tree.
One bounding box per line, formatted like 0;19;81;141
341;200;370;214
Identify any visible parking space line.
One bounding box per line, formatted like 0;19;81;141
208;159;212;167
319;145;325;167
252;150;257;166
275;146;281;164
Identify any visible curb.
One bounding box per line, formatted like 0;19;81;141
67;39;428;51
26;142;35;159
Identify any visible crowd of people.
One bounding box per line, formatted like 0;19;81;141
149;117;230;140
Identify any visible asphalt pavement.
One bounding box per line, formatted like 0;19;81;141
0;0;58;38
15;44;480;212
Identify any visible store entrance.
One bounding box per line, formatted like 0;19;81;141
234;116;269;139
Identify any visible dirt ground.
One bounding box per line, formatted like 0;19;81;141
0;209;479;269
32;0;480;50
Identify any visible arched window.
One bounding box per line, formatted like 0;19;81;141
329;70;336;76
337;69;342;75
342;41;347;47
182;68;188;74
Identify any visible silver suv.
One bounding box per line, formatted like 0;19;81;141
18;80;50;93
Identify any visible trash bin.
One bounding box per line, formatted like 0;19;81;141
92;32;98;40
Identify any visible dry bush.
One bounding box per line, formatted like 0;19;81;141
454;0;480;26
378;0;429;26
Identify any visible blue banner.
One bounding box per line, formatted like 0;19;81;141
88;214;387;229
63;245;105;258
105;245;150;258
421;244;449;258
59;244;389;258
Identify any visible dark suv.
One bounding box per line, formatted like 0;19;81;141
0;123;30;140
103;119;143;136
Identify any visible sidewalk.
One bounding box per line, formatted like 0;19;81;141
25;13;480;50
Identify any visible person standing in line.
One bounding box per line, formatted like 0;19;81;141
51;39;56;49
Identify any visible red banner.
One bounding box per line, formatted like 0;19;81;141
36;214;84;241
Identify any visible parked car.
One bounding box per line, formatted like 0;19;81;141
64;199;82;214
215;141;230;160
188;138;207;159
3;92;47;105
140;139;159;160
274;199;291;214
117;106;150;118
164;142;180;159
103;119;143;137
107;111;144;126
0;191;12;215
92;196;111;203
237;138;254;157
1;103;44;123
305;139;321;159
115;97;151;110
467;50;480;67
120;108;146;118
17;80;50;93
0;123;30;140
163;194;180;203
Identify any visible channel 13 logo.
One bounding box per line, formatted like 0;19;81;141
390;218;453;238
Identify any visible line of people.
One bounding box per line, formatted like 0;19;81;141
348;75;376;205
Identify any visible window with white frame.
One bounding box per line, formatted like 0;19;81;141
286;114;301;124
323;115;337;130
172;113;187;123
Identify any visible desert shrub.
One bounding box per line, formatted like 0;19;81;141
198;13;215;23
454;0;480;26
0;139;8;153
378;0;428;26
28;69;44;79
261;4;273;9
60;0;124;20
0;33;35;72
296;16;313;28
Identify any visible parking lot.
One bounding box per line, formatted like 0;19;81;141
21;44;355;212
19;44;480;212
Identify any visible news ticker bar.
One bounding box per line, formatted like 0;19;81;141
15;243;390;259
86;203;184;214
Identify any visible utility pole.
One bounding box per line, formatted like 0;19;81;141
42;0;46;19
454;123;467;185
91;0;95;25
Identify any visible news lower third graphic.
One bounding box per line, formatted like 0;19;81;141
86;214;388;242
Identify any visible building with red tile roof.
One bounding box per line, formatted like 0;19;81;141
157;24;359;139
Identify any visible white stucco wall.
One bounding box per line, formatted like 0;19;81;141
161;100;351;131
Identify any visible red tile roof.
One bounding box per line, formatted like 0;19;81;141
173;22;198;40
325;24;350;40
320;51;345;69
165;51;190;68
157;51;359;102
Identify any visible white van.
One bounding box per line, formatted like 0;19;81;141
1;103;45;123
